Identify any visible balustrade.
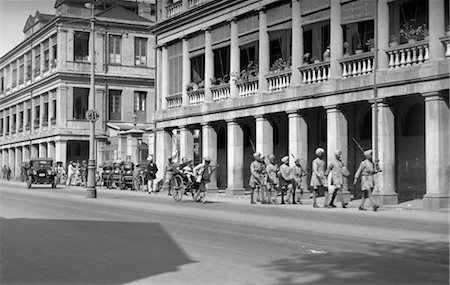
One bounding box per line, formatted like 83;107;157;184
188;0;206;8
166;1;182;18
166;94;182;109
266;69;292;91
236;78;258;97
298;62;330;84
440;36;450;58
211;84;230;102
386;40;429;69
339;52;374;78
188;89;205;105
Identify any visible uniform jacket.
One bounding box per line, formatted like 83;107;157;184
266;162;279;186
278;163;293;186
354;159;379;191
291;164;307;186
310;157;327;187
325;158;345;187
249;160;264;187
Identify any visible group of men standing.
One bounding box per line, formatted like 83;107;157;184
249;147;381;211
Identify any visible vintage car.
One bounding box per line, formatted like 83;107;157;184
26;158;57;189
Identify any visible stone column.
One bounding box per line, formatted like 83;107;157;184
204;27;213;102
202;123;218;191
429;0;445;61
23;145;30;162
40;43;44;74
288;111;308;170
24;101;29;131
326;106;349;193
179;126;194;161
182;37;191;106
9;148;15;177
2;111;6;136
229;18;240;97
2;149;8;169
48;141;55;159
31;46;36;81
39;95;44;131
31;144;38;157
258;7;269;92
31;98;36;132
226;119;245;194
55;140;67;167
423;92;449;209
156;47;163;111
16;106;20;134
330;0;343;78
377;0;389;70
373;100;398;205
15;147;22;179
39;143;47;158
57;85;68;128
126;133;140;163
291;0;303;85
117;135;127;161
161;45;169;110
255;115;273;157
155;129;172;182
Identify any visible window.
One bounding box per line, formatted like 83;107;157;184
390;0;428;44
135;37;147;66
26;52;32;80
34;46;41;75
168;42;182;95
269;30;292;70
0;118;3;135
109;35;122;64
6;116;9;133
0;69;4;93
52;35;57;61
240;41;258;72
74;32;89;62
26;108;31;126
190;54;204;84
109;90;121;121
213;46;230;84
43;40;50;71
73;87;89;120
19;111;23;129
44;102;49;120
303;20;330;62
19;57;24;84
134;91;146;112
343;20;374;54
12;65;17;88
52;99;56;120
12;114;16;132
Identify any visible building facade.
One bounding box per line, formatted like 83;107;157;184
0;0;157;176
153;0;449;209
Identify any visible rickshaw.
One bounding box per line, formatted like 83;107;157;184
105;160;124;189
122;161;135;190
100;161;113;188
133;161;149;191
171;164;218;203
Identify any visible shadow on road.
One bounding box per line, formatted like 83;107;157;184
262;239;449;285
1;218;195;284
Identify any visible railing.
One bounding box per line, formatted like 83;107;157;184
439;35;450;58
266;69;292;92
167;93;182;109
211;84;230;102
298;61;330;84
385;40;429;69
339;52;374;78
189;0;206;8
166;1;182;18
236;77;258;97
188;89;205;105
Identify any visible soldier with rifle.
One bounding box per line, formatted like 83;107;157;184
310;148;328;208
291;156;308;204
278;156;295;204
249;152;265;204
266;154;279;204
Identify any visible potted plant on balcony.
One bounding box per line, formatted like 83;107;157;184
399;22;424;43
186;82;196;92
419;24;429;40
365;38;375;51
238;61;258;81
389;35;399;47
355;43;363;54
270;57;290;72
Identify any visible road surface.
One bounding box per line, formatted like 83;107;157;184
1;181;448;285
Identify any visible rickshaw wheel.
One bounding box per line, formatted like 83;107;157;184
118;178;126;190
172;174;185;202
193;187;205;202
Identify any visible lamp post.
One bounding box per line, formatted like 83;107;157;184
85;1;98;198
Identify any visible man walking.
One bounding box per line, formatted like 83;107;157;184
66;161;74;186
310;148;328;208
279;156;295;204
249;152;264;204
354;149;381;211
325;150;349;208
146;155;158;194
163;156;175;195
292;158;307;204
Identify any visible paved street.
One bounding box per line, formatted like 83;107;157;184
0;181;448;285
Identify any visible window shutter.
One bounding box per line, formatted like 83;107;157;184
301;0;330;15
341;0;375;24
237;14;259;35
267;2;292;26
168;41;183;95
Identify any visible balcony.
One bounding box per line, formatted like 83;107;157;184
385;40;429;69
167;93;182;109
188;0;207;8
299;61;330;84
211;84;230;102
188;89;205;105
339;52;374;78
439;35;450;58
266;69;292;92
166;1;182;18
237;78;258;97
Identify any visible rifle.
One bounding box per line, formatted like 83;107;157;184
352;137;365;155
249;139;256;153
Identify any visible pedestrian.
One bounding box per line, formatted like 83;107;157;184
278;156;295;204
266;154;279;204
146;155;158;194
292;158;307;204
163;156;175;196
354;149;381;211
66;161;73;186
81;160;87;187
249;152;264;204
325;150;349;208
193;156;212;203
5;165;11;181
310;148;328;208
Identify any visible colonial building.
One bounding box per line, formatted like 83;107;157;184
152;0;449;209
0;0;156;176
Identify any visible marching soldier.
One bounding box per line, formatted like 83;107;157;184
249;152;264;204
353;149;381;211
278;156;295;204
310;148;328;208
292;158;307;204
193;156;212;203
266;154;279;204
325;150;349;208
